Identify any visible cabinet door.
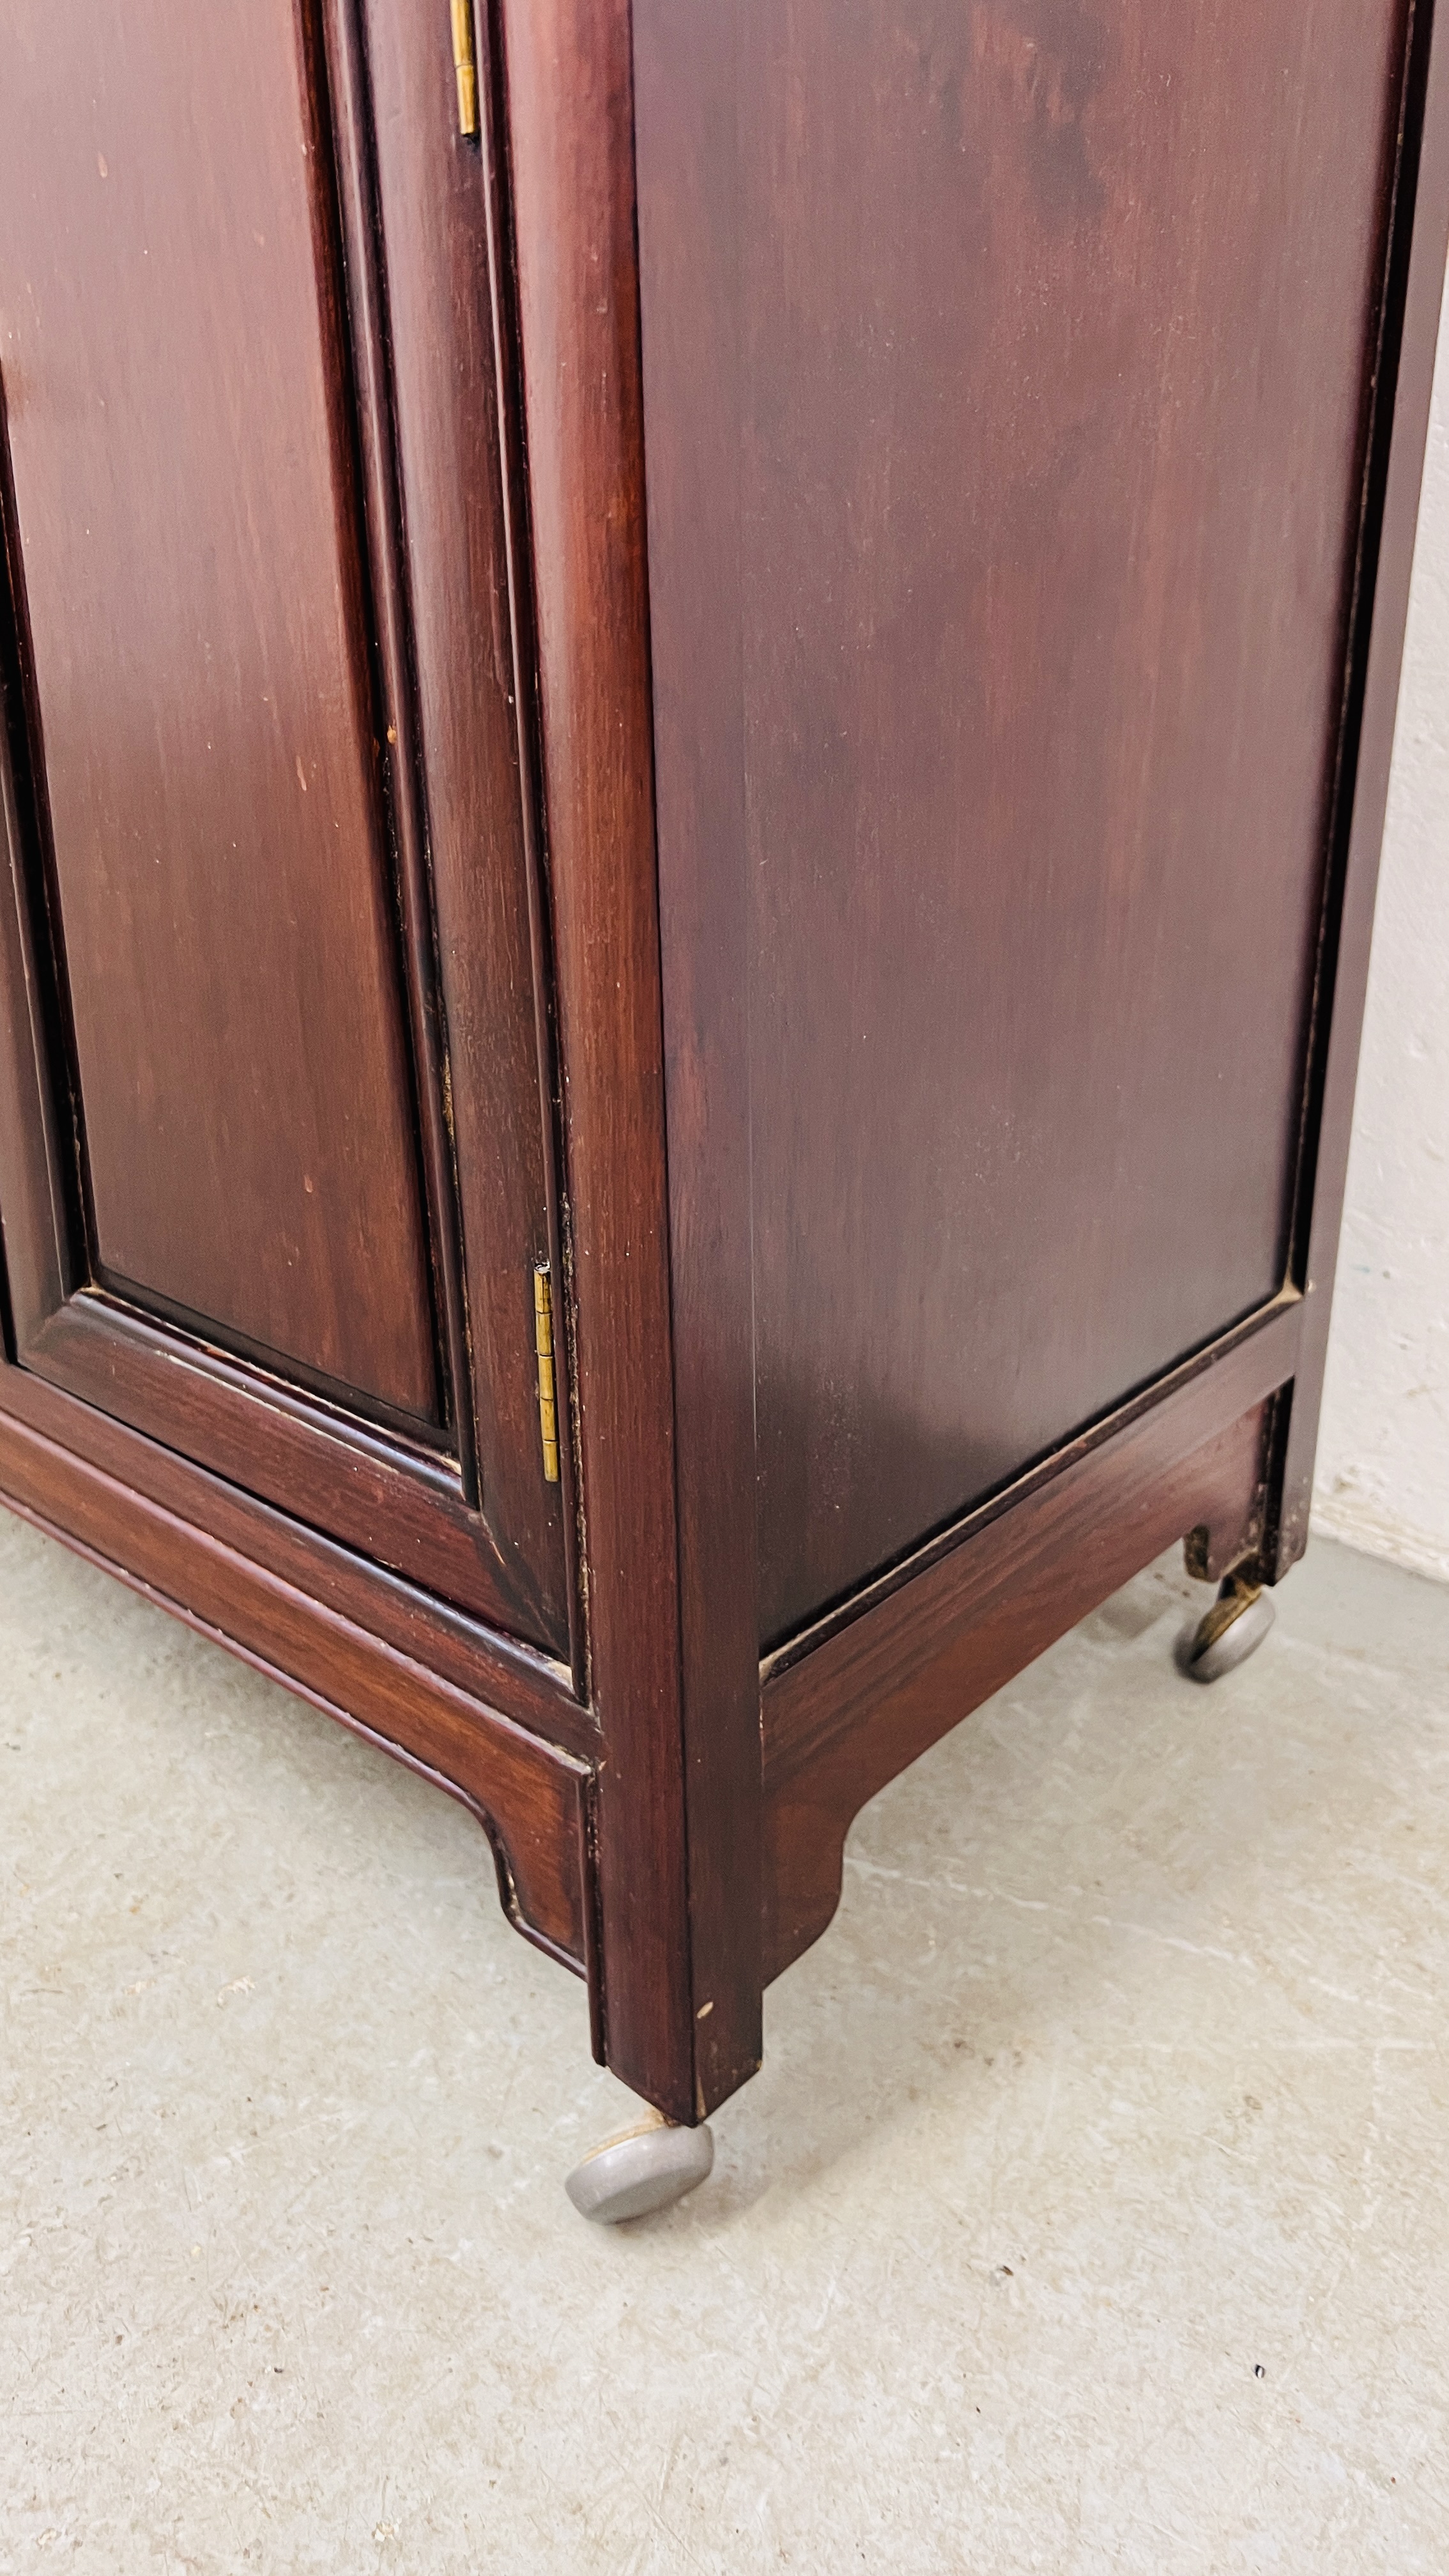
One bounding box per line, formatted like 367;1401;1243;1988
0;0;568;1654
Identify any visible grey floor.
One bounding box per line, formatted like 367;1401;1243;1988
3;1513;1448;2573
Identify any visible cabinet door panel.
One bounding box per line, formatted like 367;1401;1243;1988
0;0;569;1653
3;0;438;1425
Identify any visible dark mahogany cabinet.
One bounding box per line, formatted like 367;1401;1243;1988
2;0;1446;2209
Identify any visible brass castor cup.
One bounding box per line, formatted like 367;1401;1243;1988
1179;1572;1275;1683
565;2108;715;2223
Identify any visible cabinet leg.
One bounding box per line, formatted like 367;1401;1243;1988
565;2104;715;2224
1178;1570;1276;1683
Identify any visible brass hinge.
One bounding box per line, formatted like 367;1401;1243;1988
533;1262;560;1485
450;0;479;137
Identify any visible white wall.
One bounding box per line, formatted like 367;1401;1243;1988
1313;268;1449;1581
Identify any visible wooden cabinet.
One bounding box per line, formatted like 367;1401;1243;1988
2;0;1446;2159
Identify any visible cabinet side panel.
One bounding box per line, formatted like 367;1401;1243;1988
632;0;1411;1643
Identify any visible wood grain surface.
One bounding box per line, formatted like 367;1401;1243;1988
633;0;764;2112
0;1349;591;1756
500;0;695;2112
503;0;769;2115
357;0;572;1640
0;0;438;1419
0;0;571;1652
1;0;1446;2131
634;0;1413;1648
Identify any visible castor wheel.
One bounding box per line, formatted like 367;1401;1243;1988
565;2106;715;2223
1179;1570;1275;1683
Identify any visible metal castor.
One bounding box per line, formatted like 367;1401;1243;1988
565;2108;715;2224
1179;1571;1275;1683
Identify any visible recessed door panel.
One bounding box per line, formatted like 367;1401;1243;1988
3;0;438;1423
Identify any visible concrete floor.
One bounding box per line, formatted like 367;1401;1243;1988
3;1515;1448;2572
